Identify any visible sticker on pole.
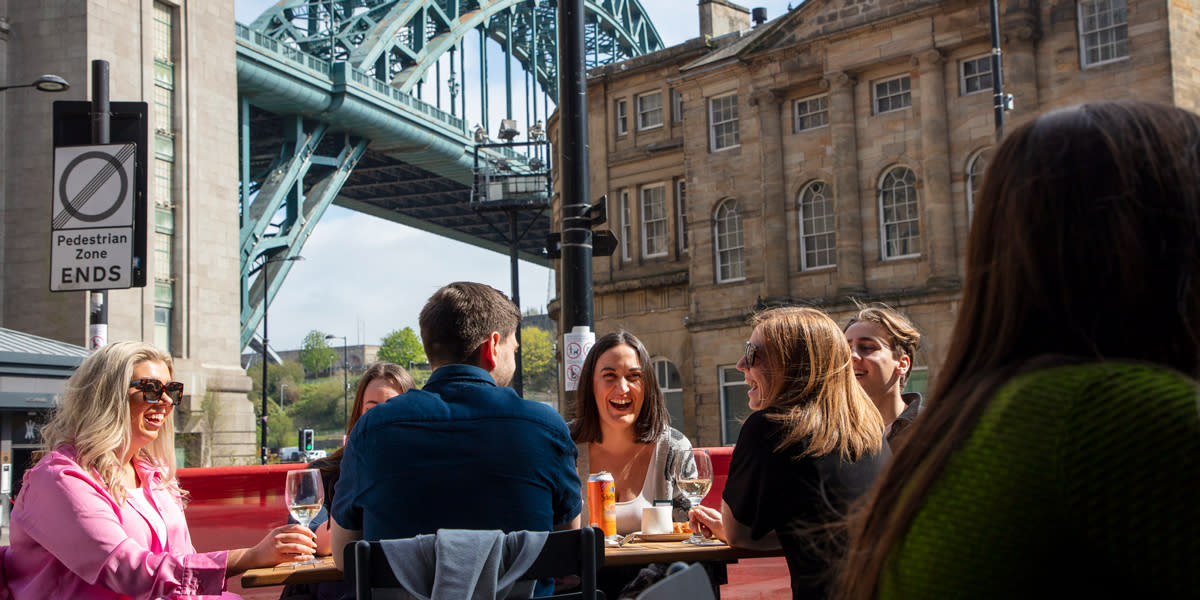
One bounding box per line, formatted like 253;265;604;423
50;144;136;291
562;326;595;392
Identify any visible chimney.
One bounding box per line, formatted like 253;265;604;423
699;0;751;38
752;7;768;27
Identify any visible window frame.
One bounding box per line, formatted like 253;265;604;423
959;55;993;96
708;93;740;152
878;167;921;260
675;179;688;255
637;91;664;131
966;150;988;222
713;199;745;283
719;365;750;445
618;190;632;262
671;88;683;123
872;75;912;115
616;99;628;136
793;94;830;133
654;358;685;430
1078;0;1130;68
798;181;836;271
640;184;669;259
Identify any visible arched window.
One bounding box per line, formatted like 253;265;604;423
653;358;684;429
714;199;744;282
798;181;836;270
878;167;920;259
966;151;988;220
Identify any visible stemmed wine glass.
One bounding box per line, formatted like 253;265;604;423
672;449;715;545
284;468;324;564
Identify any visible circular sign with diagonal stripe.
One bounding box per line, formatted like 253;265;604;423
53;143;135;229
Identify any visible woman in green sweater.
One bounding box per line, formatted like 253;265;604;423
838;100;1200;598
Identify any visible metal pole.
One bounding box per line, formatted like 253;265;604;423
557;0;593;407
989;0;1005;142
509;210;524;396
89;60;110;351
261;287;270;465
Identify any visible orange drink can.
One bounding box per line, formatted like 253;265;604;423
587;471;617;536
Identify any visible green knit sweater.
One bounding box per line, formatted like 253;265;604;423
882;362;1200;598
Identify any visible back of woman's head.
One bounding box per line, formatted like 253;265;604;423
753;307;883;459
838;100;1200;600
965;100;1200;375
40;341;175;496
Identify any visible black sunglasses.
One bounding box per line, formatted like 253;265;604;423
129;378;184;406
744;342;761;368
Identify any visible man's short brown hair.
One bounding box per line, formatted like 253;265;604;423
419;282;521;367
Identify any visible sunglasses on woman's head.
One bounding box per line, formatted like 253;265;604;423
129;378;184;406
744;342;761;368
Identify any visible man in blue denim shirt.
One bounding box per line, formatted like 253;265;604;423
331;282;582;572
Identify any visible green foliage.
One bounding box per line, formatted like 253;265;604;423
245;360;306;403
299;330;338;376
289;378;348;432
520;326;557;394
378;327;427;367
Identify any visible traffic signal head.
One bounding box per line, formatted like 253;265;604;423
301;429;314;451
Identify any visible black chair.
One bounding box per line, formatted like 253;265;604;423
344;527;605;600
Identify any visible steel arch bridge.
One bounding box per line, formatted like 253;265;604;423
238;0;662;349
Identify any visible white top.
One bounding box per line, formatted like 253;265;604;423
613;438;663;534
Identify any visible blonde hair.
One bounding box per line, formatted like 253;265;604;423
38;341;181;503
753;307;885;460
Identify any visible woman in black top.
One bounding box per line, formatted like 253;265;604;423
690;307;889;599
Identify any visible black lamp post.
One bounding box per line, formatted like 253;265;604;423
0;74;70;93
326;334;348;430
250;251;303;464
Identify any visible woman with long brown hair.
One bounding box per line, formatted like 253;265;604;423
838;101;1200;598
690;307;889;599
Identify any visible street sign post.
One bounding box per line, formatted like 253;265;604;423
50;143;136;291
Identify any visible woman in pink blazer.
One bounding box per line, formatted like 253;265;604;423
2;341;316;600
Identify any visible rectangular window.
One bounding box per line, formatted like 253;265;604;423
793;94;829;132
798;182;836;270
154;305;172;352
675;179;688;255
619;191;631;262
154;1;176;355
709;93;740;151
873;75;911;114
637;92;663;130
671;89;683;123
616;99;628;136
1079;0;1129;67
640;185;668;258
960;56;993;95
720;366;752;445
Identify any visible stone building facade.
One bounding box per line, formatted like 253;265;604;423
0;1;255;465
553;0;1198;446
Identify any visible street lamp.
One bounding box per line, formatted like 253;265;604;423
279;383;288;410
326;334;348;431
0;74;70;93
249;250;304;464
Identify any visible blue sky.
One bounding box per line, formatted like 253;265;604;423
235;0;796;349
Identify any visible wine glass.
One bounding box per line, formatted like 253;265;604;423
284;468;324;564
672;449;714;544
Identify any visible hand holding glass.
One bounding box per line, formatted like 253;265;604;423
284;468;324;563
672;449;714;544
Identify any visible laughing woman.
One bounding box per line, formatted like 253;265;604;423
571;331;694;533
4;341;315;600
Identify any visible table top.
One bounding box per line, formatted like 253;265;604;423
241;540;780;588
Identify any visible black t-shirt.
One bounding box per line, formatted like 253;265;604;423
723;408;890;599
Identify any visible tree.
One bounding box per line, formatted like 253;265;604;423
298;330;337;377
378;326;426;367
521;326;556;394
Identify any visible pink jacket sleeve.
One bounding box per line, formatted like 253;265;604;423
12;452;229;600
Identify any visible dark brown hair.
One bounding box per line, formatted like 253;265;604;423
418;282;521;367
838;101;1200;599
570;331;668;444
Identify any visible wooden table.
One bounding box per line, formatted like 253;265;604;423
242;541;780;588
